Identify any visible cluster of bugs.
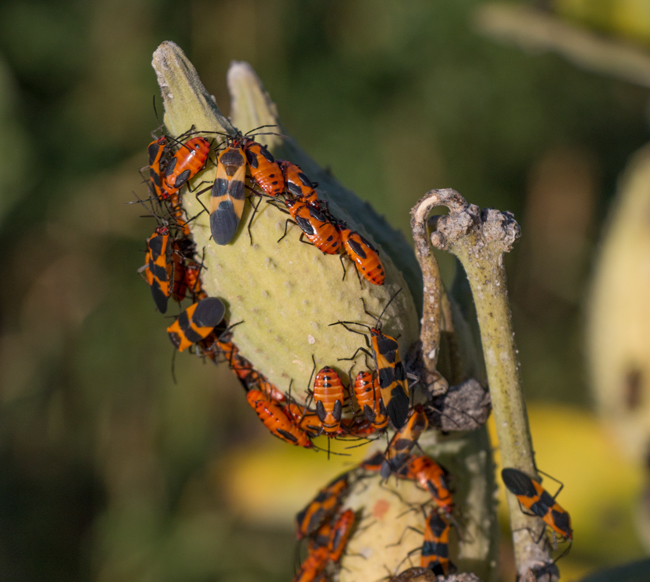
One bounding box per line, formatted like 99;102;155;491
293;472;356;582
135;122;573;579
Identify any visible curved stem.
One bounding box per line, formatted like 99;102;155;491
425;189;557;581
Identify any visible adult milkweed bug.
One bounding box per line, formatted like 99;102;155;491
210;146;247;245
146;136;171;201
398;455;453;515
339;226;385;286
501;468;573;543
240;139;285;197
420;511;451;575
167;297;226;352
331;292;410;428
282;198;341;254
360;451;386;473
327;509;356;562
246;389;313;448
162;136;211;197
307;521;333;553
313;367;346;435
278;160;319;204
353;371;389;431
144;225;171;313
381;405;429;478
292;545;329;582
295;472;350;539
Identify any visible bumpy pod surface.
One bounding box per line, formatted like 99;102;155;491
152;43;419;402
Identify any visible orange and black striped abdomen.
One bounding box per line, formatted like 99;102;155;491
295;472;349;539
381;405;429;478
167;297;226;352
246;389;312;448
340;228;385;286
421;511;450;574
145;226;171;313
370;329;409;429
163;136;210;196
501;468;573;541
353;371;388;430
313;367;345;434
243;140;285;197
278;159;318;204
210;146;246;245
285;199;341;254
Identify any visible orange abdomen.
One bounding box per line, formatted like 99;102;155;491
313;367;345;434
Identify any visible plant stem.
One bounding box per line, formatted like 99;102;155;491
423;188;558;581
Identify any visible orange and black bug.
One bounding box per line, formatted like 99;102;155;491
240;139;285;197
501;468;573;543
167;297;226;352
278;160;318;204
381;405;429;478
246;389;313;448
339;227;385;286
285;403;322;438
327;509;355;562
331;293;410;428
360;451;386;473
144;225;172;313
307;521;333;553
353;371;389;431
146;136;171;201
282;198;341;254
292;545;329;582
313;367;346;435
295;472;350;539
210;146;247;245
420;511;451;575
398;455;453;515
162;136;211;197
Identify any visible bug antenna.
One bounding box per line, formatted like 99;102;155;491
375;288;402;328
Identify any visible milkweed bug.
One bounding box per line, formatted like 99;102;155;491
162;136;211;197
327;509;355;562
146;136;171;201
313;367;346;435
285;403;322;438
210;146;247;245
420;511;451;574
246;389;313;448
307;521;333;553
282;198;341;255
292;545;329;582
167;297;226;352
353;371;389;431
295;472;350;539
501;468;573;543
240;139;285;197
278;160;319;204
144;225;171;313
398;455;452;515
331;292;410;428
339;227;385;286
360;451;386;473
381;405;429;478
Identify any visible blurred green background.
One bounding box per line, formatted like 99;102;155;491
1;0;650;580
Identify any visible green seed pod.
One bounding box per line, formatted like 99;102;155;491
588;145;650;465
152;42;419;401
